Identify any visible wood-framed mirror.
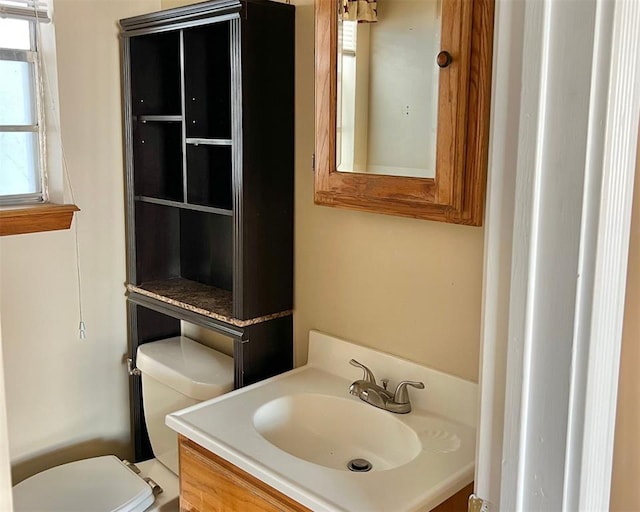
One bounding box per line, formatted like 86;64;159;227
314;0;494;225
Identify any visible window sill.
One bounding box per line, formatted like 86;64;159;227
0;203;80;237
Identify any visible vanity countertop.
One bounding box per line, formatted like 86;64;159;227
166;331;478;512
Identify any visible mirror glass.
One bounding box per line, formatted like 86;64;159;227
336;0;442;178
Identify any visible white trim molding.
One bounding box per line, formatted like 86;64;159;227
474;0;525;505
476;0;640;510
577;0;640;508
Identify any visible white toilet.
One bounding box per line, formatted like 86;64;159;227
12;336;234;512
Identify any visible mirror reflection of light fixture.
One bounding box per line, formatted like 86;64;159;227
340;0;378;22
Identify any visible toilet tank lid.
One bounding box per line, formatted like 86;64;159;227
136;336;234;400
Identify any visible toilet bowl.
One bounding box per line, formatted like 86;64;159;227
12;336;234;512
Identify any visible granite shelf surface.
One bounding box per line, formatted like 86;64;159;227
127;278;291;327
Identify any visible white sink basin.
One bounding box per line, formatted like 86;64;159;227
253;393;421;471
167;331;478;512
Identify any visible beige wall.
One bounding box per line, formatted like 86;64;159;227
282;0;483;381
163;0;484;382
610;131;640;511
0;0;160;483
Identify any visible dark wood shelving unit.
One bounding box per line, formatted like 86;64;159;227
120;0;295;462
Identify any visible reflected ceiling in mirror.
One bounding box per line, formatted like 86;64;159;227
336;0;442;178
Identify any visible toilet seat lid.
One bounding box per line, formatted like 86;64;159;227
12;455;155;512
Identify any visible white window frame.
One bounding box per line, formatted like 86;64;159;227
0;1;51;206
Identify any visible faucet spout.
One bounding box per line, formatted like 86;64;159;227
348;380;368;397
349;379;392;409
348;360;425;414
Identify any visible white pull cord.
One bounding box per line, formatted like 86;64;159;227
34;15;86;340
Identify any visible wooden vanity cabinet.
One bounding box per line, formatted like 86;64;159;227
120;0;295;461
179;436;310;512
178;436;473;512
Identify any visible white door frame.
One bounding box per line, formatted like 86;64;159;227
476;0;640;510
571;0;640;507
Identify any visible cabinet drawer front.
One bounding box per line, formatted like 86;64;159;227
179;436;309;512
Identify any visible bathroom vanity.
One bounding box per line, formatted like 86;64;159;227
177;435;473;512
168;331;478;511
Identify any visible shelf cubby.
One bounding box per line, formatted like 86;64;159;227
130;31;181;116
133;121;183;202
186;144;233;210
184;22;232;140
134;201;233;291
179;208;233;290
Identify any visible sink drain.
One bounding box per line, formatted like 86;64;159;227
347;458;372;472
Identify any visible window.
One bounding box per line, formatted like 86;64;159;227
0;0;78;236
0;1;50;206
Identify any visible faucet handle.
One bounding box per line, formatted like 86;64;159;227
393;381;425;404
349;359;377;384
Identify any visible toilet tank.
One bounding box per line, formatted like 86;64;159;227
136;336;234;474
